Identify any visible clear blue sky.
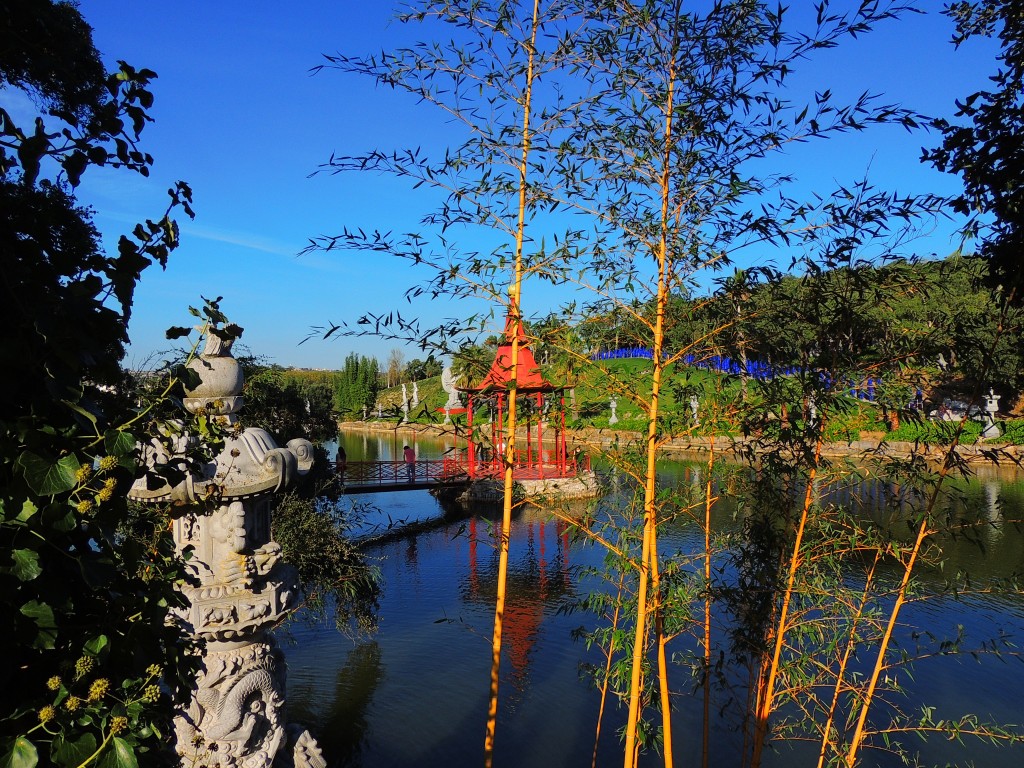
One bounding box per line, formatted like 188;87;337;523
66;1;1000;370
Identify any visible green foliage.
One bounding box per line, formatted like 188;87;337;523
0;2;105;120
239;359;338;443
272;489;380;636
0;4;196;765
334;353;381;420
404;355;443;381
1001;419;1024;444
924;0;1024;300
885;418;984;444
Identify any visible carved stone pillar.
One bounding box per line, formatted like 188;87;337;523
130;331;325;768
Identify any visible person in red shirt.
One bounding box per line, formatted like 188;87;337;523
403;445;416;481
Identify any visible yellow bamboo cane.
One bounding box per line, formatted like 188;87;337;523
483;1;541;765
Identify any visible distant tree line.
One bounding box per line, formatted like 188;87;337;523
568;254;1024;396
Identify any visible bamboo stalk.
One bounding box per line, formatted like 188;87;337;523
844;285;1016;765
653;541;673;768
483;1;541;765
815;553;881;768
702;441;716;768
622;21;677;766
750;438;822;767
593;573;628;768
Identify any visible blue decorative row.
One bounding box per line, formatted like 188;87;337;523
590;348;903;403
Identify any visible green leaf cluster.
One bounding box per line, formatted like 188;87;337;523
334;353;381;420
1;4;198;766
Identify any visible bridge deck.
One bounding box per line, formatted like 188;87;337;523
341;479;469;494
338;460;469;495
336;458;586;495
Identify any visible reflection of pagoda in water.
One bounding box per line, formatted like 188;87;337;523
463;514;576;689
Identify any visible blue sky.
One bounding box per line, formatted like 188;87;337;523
64;1;1000;370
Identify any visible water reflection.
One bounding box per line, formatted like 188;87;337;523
285;433;1024;767
322;643;384;766
461;515;576;695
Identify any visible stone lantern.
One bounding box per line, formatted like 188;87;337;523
983;387;1002;439
129;329;324;768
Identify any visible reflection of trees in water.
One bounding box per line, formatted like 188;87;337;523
652;460;1024;584
321;642;385;768
589;457;1024;755
717;465;1024;758
462;515;576;695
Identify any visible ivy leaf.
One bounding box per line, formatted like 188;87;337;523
0;736;38;768
16;453;80;496
164;326;191;340
84;634;109;657
61;150;88;188
51;733;96;768
60;398;99;430
20;600;57;649
42;504;76;533
104;430;136;458
16;500;38;522
97;737;137;768
8;549;42;581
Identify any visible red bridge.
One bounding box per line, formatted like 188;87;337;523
338;452;590;494
340;459;468;493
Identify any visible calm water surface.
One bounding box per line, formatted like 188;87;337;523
284;432;1024;767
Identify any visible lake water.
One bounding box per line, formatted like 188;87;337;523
284;431;1024;767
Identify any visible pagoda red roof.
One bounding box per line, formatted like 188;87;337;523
467;313;553;393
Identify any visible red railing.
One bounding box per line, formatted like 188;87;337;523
454;450;590;480
343;460;468;486
341;453;590;487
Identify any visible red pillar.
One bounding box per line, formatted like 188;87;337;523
537;392;544;477
467;394;476;478
528;405;536;473
560;392;567;474
495;393;504;474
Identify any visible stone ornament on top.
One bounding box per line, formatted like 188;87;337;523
129;325;324;768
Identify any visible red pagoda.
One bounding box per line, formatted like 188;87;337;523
459;312;586;480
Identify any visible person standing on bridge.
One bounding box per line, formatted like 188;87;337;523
403;444;416;482
334;445;346;485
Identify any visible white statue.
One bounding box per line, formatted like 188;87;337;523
441;365;463;424
402;383;409;417
609;397;619;425
690;395;699;426
412;381;419;407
